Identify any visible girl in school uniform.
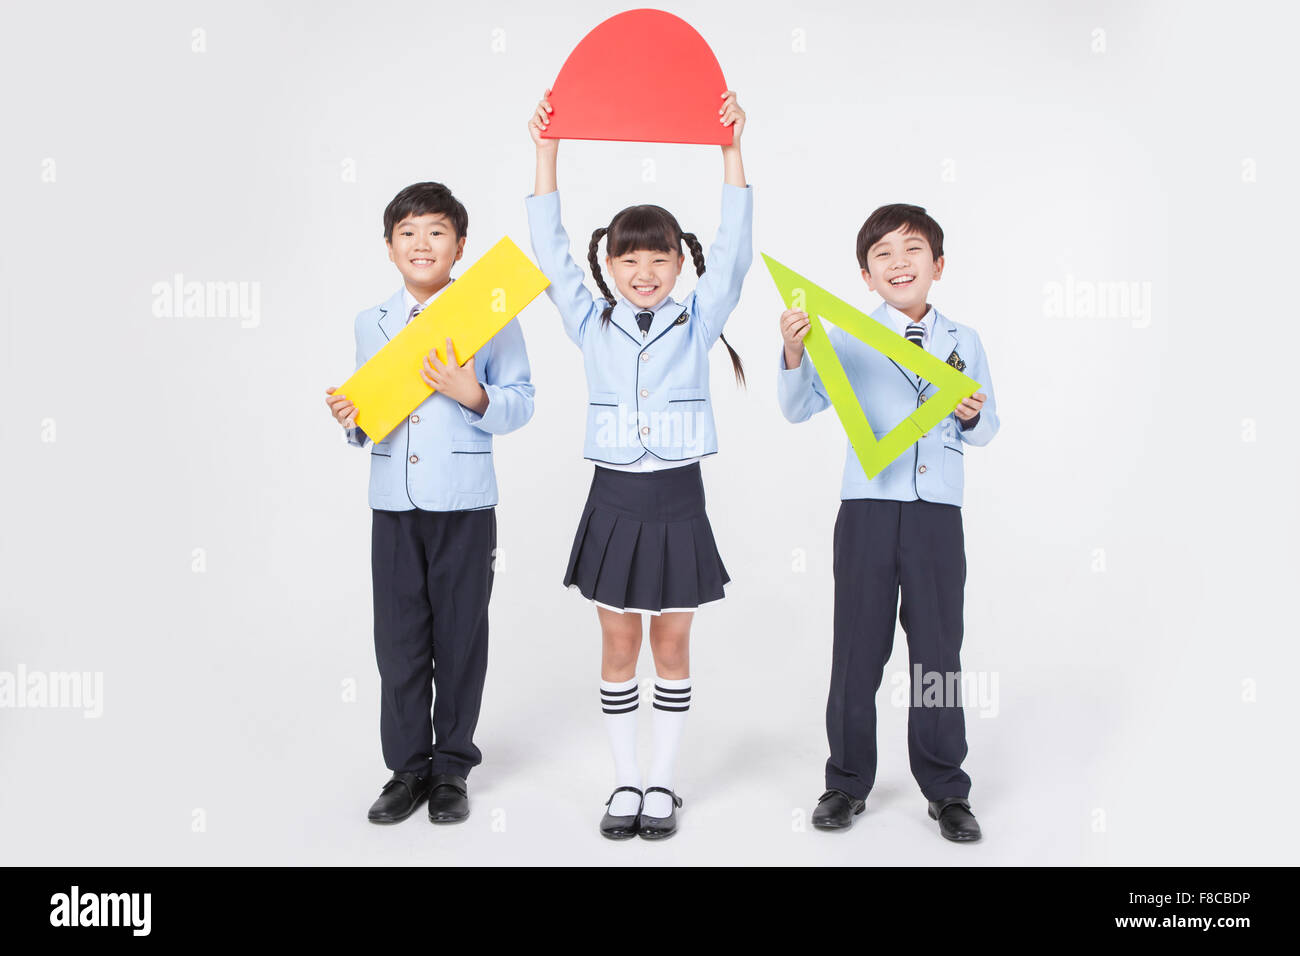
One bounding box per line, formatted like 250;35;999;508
525;89;752;840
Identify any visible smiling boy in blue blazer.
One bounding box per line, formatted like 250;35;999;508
777;203;998;842
325;181;535;826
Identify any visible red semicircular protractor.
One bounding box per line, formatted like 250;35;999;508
541;8;733;146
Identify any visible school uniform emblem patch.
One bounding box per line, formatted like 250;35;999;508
946;350;966;372
673;310;689;325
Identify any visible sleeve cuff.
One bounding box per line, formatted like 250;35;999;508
777;347;815;407
778;346;810;376
958;411;980;431
459;384;498;432
525;189;560;213
721;182;753;218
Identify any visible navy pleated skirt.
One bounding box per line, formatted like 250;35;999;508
563;461;730;615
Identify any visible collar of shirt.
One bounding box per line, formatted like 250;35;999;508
617;293;676;318
402;277;455;322
884;301;935;345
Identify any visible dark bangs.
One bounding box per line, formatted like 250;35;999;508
383;182;468;242
855;203;944;271
606;205;681;257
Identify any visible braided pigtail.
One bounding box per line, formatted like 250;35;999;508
682;231;745;388
587;227;617;326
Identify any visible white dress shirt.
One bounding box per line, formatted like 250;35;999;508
885;301;936;388
402;278;454;323
884;301;935;345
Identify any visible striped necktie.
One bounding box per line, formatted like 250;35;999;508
906;322;925;386
409;303;422;324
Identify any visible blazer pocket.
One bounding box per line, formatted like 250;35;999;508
943;444;964;487
588;391;619;406
368;446;392;499
451;439;493;493
371;441;392;458
667;386;708;403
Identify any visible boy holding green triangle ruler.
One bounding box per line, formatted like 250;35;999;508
771;203;998;842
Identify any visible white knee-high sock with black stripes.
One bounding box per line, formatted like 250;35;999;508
644;675;691;819
600;676;642;816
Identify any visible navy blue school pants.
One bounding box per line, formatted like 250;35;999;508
371;507;496;779
826;498;972;801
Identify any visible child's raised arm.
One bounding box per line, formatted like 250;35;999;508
529;89;558;196
719;90;746;188
692;91;753;347
525;89;600;346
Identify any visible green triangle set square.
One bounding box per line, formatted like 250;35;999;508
763;253;982;479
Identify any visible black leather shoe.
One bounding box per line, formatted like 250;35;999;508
599;786;643;840
426;774;470;824
367;771;430;824
928;796;982;842
812;789;865;830
637;787;682;840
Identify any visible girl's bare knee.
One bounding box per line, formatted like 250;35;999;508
648;628;690;675
600;608;644;678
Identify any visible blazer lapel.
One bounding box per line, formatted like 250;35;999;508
376;287;408;342
918;309;960;396
645;296;687;342
925;308;960;365
608;297;667;344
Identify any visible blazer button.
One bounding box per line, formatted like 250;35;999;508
640;388;649;398
640;426;650;435
919;395;928;403
409;454;419;464
410;414;420;423
918;464;927;474
641;353;650;362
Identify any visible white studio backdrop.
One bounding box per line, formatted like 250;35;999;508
1;0;1295;865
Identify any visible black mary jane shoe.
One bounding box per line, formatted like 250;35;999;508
426;773;470;824
927;796;982;843
637;786;682;841
367;771;431;824
811;789;865;830
600;786;643;840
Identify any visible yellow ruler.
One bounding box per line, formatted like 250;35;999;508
340;236;549;443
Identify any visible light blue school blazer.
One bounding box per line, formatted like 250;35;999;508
525;184;753;464
777;302;998;507
344;286;535;512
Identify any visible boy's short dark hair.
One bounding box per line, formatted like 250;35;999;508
856;203;944;273
383;182;468;243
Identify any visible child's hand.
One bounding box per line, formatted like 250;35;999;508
955;393;986;421
529;89;556;150
719;90;745;146
780;308;810;368
325;386;358;428
422;338;487;411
